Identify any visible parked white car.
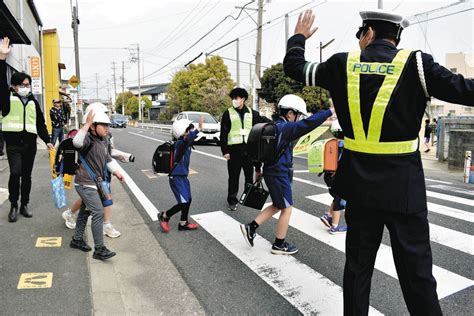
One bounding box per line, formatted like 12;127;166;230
174;111;220;144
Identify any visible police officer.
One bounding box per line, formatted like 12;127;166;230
0;38;54;222
220;87;268;211
284;10;473;315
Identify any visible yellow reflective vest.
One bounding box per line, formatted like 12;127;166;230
1;95;37;134
345;49;418;154
227;106;253;145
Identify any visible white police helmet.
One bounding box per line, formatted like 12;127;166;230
330;120;342;132
92;111;111;125
172;119;194;139
278;94;308;117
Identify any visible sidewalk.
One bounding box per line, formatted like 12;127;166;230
0;143;204;315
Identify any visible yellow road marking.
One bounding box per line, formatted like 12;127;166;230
35;237;62;247
18;273;53;289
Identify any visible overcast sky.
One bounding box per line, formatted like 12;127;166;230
35;0;473;100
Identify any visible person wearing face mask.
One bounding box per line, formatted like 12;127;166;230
240;94;333;255
283;10;473;315
0;37;54;223
220;87;270;211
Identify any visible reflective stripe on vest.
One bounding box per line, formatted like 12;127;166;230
228;107;253;145
1;96;37;134
345;50;417;154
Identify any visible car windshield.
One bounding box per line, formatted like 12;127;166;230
112;114;126;121
187;113;217;124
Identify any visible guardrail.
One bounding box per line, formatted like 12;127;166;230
136;122;172;133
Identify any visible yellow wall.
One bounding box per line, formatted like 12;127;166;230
43;31;61;134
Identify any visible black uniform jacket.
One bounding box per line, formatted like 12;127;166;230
220;105;270;155
0;60;50;145
284;34;474;213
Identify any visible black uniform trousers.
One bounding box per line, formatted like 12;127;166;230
343;203;442;316
6;141;37;205
227;148;254;206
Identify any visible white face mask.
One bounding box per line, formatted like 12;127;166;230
17;87;31;97
232;99;242;108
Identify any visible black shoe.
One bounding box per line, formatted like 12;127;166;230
19;204;32;218
8;203;18;223
228;204;238;211
70;238;92;252
93;246;116;260
240;224;255;247
271;241;299;255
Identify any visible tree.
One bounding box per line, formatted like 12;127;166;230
125;95;152;119
115;91;134;114
259;62;331;113
167;56;234;117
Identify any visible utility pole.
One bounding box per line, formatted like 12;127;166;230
95;73;99;100
71;0;81;128
112;61;117;109
106;79;110;105
378;0;383;9
236;38;240;86
319;39;335;107
121;61;125;115
137;44;142;122
285;14;289;50
255;0;264;79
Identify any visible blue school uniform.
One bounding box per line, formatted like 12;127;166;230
169;130;199;204
263;110;333;209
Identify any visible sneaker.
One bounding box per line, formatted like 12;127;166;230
158;212;170;233
62;208;77;229
70;238;92;252
329;225;347;235
178;222;199;231
320;214;333;228
228;204;238;211
103;223;121;238
271;241;299;255
240;224;255;247
93;246;116;260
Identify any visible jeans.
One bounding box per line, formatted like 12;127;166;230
74;185;105;249
51;127;64;146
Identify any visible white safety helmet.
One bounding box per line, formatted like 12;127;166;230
278;94;308;117
82;103;109;124
91;111;111;125
172;119;194;139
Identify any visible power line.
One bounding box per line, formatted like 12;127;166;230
409;8;473;25
142;1;255;81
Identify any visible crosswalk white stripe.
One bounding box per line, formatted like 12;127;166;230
268;201;474;299
429;184;474;196
425;178;453;185
426;190;474;206
293;176;328;189
306;193;473;255
192;211;383;315
427;202;474;222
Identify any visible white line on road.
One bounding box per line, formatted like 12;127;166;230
270;199;474;299
307;193;473;255
425;178;453;185
427;190;474;207
427;202;474;222
192;211;383;315
429;184;474;196
114;162;159;221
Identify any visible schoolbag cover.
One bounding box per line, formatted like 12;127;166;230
308;138;338;174
247;122;278;164
54;138;79;175
152;141;175;174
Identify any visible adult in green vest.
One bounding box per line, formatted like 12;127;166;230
220;87;269;211
0;38;54;223
284;10;473;316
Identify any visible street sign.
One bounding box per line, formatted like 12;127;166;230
29;56;42;94
68;75;80;88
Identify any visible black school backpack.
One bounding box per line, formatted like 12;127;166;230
54;138;79;175
247;122;279;164
152;141;176;174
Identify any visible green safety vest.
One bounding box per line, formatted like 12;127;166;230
227;106;253;145
345;49;418;154
1;95;37;134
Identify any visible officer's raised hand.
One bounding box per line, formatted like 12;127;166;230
295;10;318;39
0;37;11;60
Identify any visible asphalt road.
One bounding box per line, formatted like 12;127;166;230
111;126;473;315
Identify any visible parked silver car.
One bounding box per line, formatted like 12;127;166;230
174;111;220;144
